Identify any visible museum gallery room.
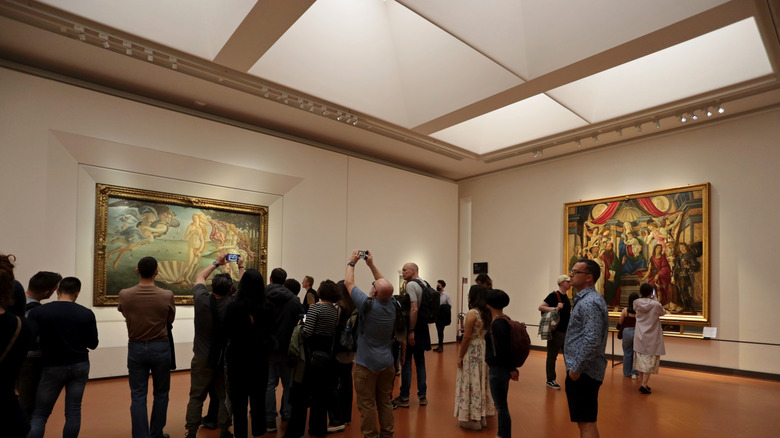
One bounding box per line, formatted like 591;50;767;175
1;0;779;437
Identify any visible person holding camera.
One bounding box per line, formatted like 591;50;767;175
345;249;401;438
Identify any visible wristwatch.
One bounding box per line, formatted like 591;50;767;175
347;261;356;266
212;261;220;267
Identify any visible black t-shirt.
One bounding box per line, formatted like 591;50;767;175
543;291;572;333
0;312;33;400
27;301;98;367
485;318;514;370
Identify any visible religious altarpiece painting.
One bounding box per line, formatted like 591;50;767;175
564;183;710;329
94;184;268;306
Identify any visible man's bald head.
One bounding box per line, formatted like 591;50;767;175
373;278;394;302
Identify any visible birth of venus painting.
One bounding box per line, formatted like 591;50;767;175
94;184;268;306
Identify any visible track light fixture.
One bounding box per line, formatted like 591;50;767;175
336;112;342;121
144;49;153;62
576;139;582;148
617;128;623;137
654;119;661;129
681;114;687;123
706;107;713;117
353;118;358;126
635;124;642;133
592;135;599;143
691;111;698;121
718;106;725;114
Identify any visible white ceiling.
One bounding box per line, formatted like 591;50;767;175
1;0;779;180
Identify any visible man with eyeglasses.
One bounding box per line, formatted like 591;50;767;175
564;259;608;438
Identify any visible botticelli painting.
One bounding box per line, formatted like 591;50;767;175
564;183;709;326
94;184;268;306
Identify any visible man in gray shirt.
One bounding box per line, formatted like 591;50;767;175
345;250;402;438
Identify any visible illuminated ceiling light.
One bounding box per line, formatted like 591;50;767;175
718;106;725;114
655;119;661;129
576;139;582;148
336;112;342;121
706;107;713;117
680;114;687;123
353;117;358;126
691;111;698;121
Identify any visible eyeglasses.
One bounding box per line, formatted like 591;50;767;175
570;270;588;276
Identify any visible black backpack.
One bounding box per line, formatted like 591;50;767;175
409;278;440;324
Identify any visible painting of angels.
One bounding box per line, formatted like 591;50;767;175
564;183;709;325
94;184;268;306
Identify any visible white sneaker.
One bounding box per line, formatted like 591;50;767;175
631;374;638;380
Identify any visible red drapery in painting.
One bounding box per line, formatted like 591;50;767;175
590;202;619;224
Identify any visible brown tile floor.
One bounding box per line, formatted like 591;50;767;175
41;344;780;437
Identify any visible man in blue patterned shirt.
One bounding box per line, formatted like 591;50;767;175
564;259;608;438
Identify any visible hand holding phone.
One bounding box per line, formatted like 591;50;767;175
359;250;368;259
226;254;240;262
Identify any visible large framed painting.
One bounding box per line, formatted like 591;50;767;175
563;183;709;326
94;184;268;306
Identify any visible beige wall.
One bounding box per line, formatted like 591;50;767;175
458;108;780;374
0;68;458;378
2;65;778;376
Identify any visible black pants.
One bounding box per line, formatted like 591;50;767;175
227;361;268;438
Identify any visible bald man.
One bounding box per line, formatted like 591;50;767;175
345;250;403;438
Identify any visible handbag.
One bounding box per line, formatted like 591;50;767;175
538;291;562;340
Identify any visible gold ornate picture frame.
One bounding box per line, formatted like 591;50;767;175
94;184;268;306
564;183;710;326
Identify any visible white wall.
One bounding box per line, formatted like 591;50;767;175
458;108;780;374
0;68;458;378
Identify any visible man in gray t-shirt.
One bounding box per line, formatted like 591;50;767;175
345;250;401;438
396;262;432;407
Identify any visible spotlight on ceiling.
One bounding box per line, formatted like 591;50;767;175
592;135;599;143
681;114;687;123
718;106;725;114
706;107;713;117
655;119;661;129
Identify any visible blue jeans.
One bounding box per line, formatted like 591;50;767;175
265;357;292;422
489;366;511;438
127;341;171;438
621;327;638;377
399;343;427;399
28;361;90;438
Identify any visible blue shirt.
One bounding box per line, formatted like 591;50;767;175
564;286;608;381
351;285;396;371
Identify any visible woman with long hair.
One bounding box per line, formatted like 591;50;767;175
633;283;666;394
454;284;494;430
618;292;640;379
224;267;274;438
0;253;34;437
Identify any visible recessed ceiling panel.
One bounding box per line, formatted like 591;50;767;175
386;1;524;127
402;0;729;80
38;0;256;59
249;0;411;126
549;18;774;123
251;0;522;128
430;94;587;154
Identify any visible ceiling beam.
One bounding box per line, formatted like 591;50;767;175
214;0;315;71
412;0;757;136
